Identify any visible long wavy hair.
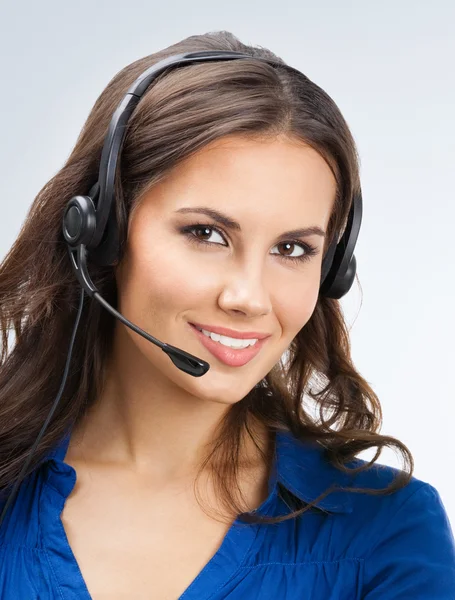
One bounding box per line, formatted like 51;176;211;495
0;30;413;525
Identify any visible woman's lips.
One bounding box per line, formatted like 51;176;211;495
188;323;268;367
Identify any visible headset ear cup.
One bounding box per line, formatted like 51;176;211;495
322;254;357;299
62;190;119;267
62;195;97;247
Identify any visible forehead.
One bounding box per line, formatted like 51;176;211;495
137;134;337;227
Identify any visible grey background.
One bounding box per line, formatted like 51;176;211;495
1;1;454;522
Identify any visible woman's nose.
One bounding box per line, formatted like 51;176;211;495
217;266;272;318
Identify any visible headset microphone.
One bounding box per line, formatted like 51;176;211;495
0;50;362;530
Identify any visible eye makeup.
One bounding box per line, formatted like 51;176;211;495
179;222;319;265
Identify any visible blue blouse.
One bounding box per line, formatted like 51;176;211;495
0;428;454;599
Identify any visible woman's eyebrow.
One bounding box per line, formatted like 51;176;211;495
174;206;326;239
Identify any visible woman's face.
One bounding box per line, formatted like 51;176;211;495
114;134;337;405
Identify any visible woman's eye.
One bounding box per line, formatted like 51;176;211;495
271;242;305;259
189;225;226;245
180;223;318;264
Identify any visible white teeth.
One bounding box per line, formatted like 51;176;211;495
199;328;258;349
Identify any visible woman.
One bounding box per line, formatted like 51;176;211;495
0;30;454;599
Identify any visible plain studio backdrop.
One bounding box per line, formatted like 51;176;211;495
0;1;453;525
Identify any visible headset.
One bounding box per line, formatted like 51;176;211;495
0;50;362;529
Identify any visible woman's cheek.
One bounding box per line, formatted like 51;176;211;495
277;278;320;337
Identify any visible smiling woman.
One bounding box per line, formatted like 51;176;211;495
112;133;337;391
0;30;454;600
114;134;335;385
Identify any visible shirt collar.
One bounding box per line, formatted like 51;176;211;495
274;430;353;514
46;427;353;515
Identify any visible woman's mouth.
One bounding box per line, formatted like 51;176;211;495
188;323;269;367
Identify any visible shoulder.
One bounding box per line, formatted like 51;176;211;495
342;455;451;535
0;465;49;547
342;458;455;597
344;455;444;511
276;430;447;521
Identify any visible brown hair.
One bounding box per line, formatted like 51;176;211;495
0;31;413;525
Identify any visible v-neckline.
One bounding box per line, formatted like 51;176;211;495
40;430;280;599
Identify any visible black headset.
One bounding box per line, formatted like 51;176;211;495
62;50;362;377
0;50;362;528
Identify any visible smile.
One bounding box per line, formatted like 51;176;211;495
189;324;269;367
194;326;258;349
